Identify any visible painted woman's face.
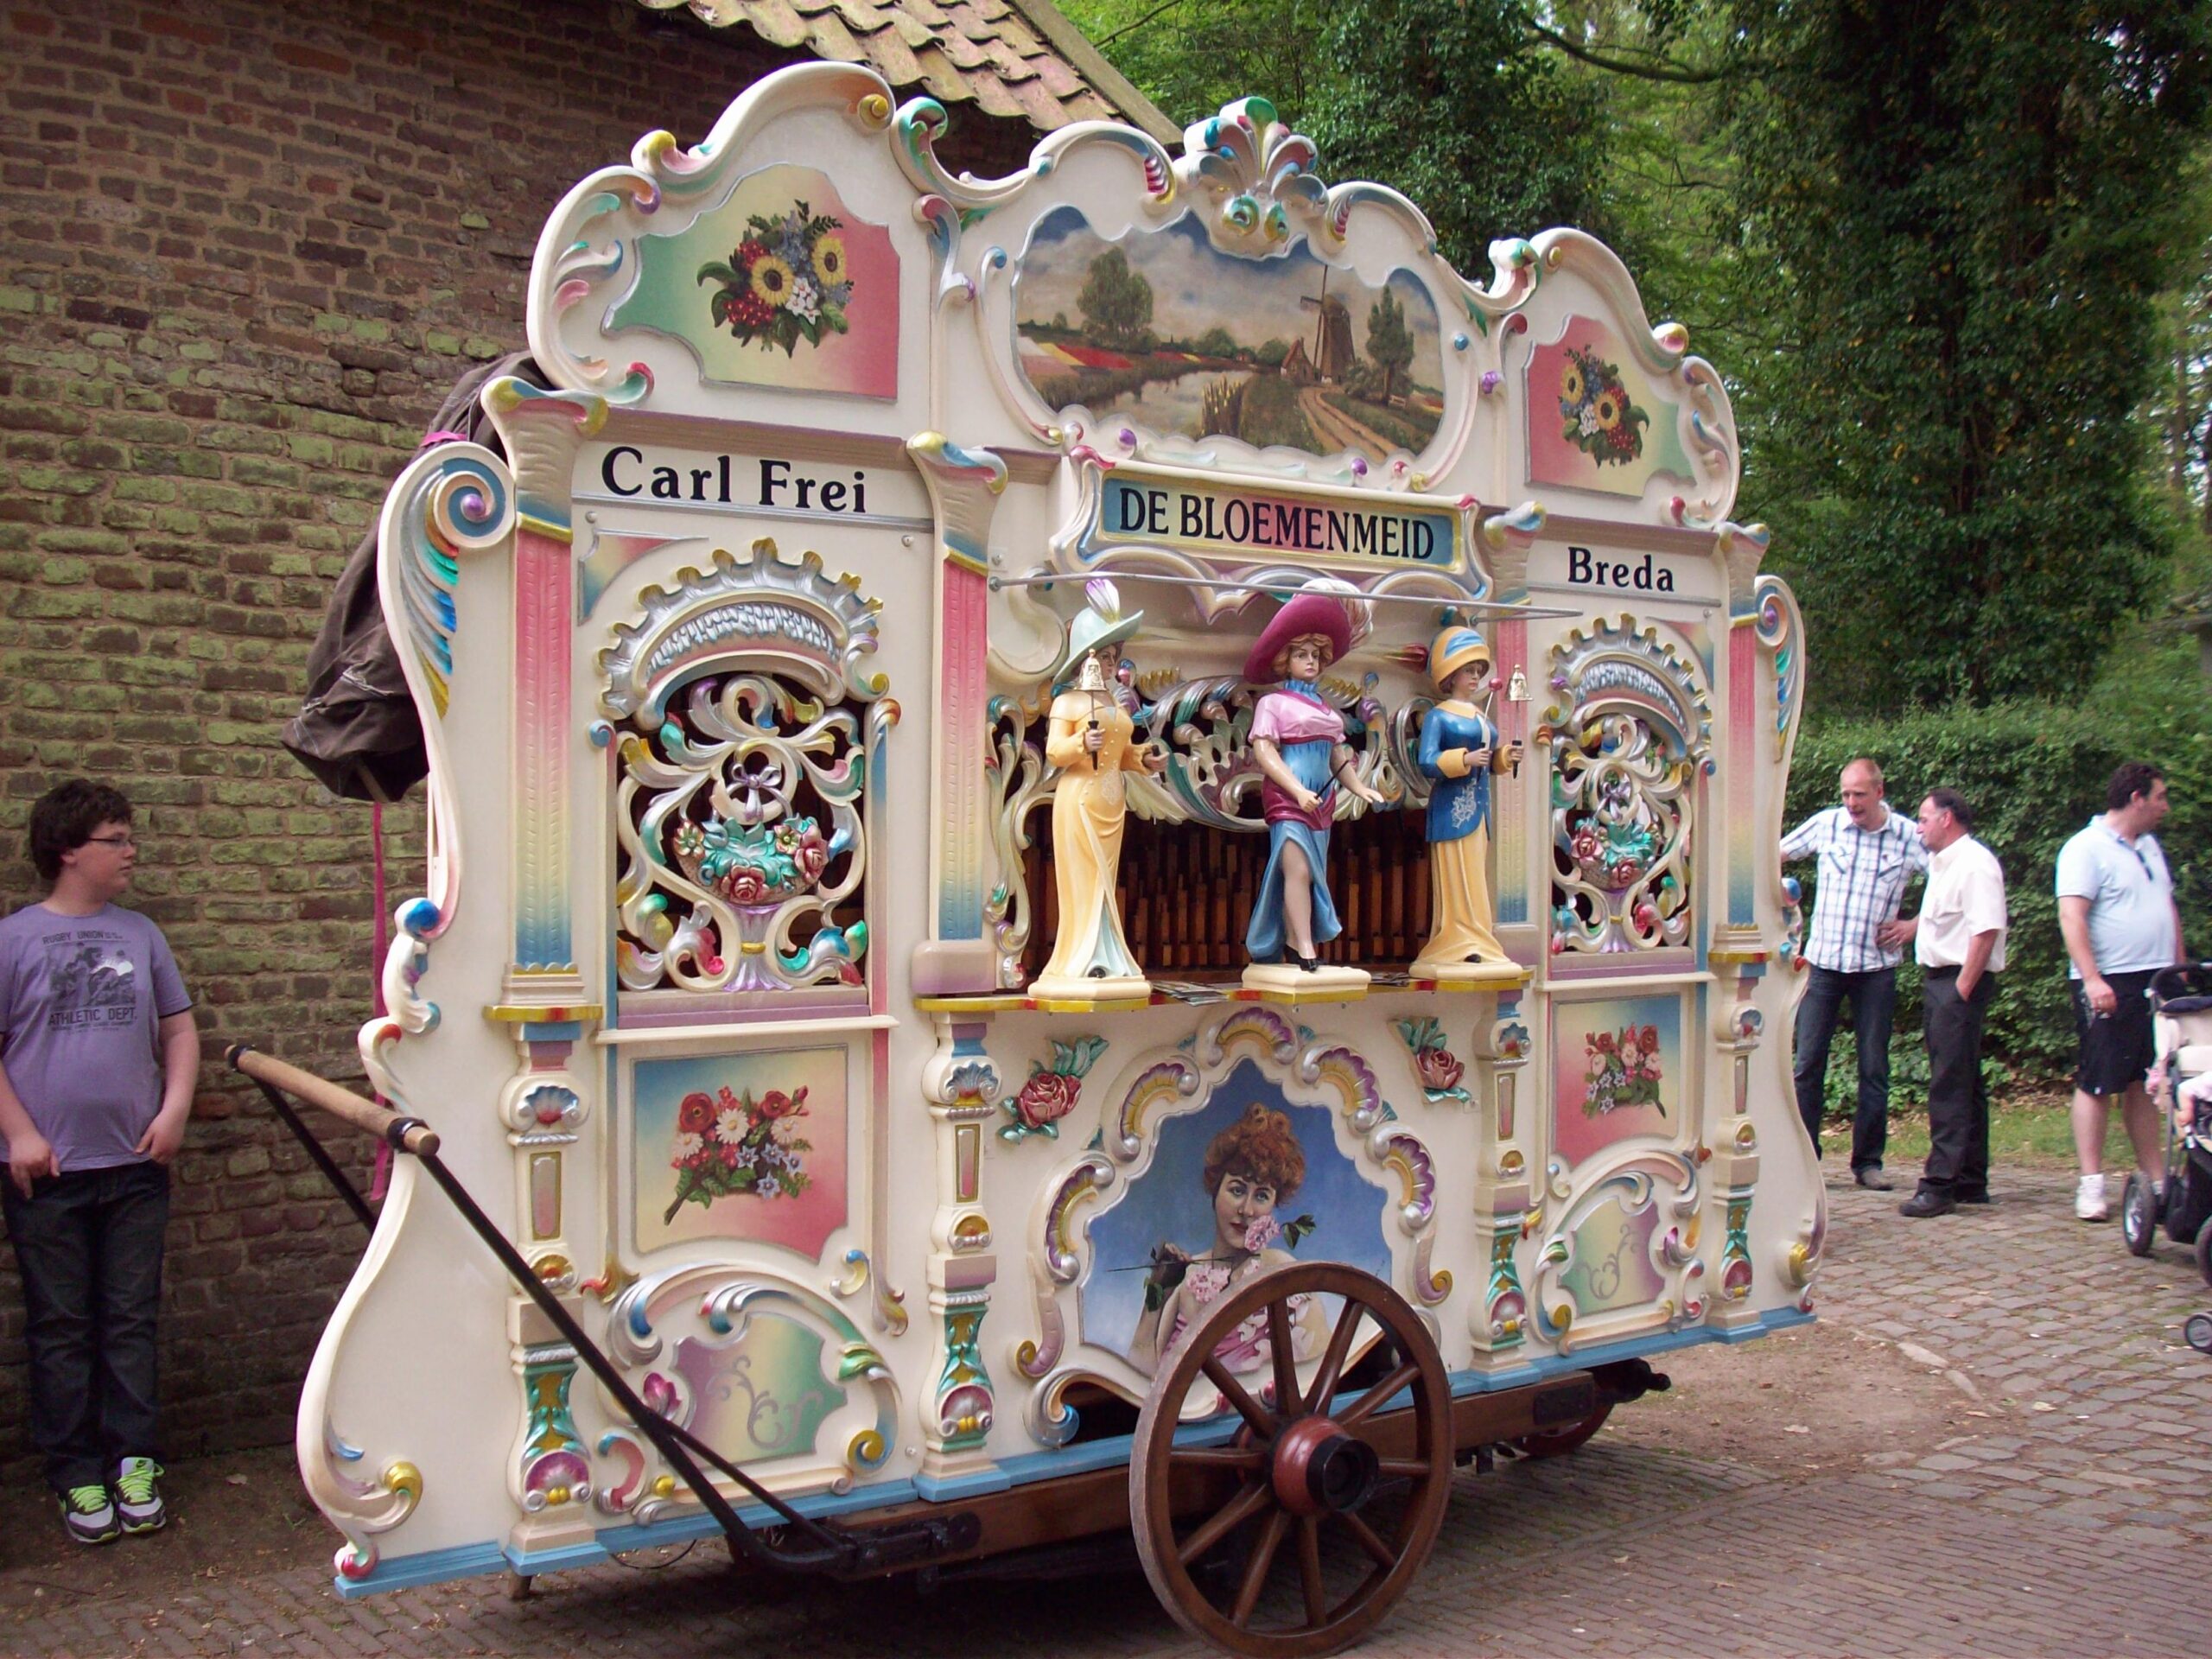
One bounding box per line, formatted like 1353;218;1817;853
1445;662;1491;702
1214;1169;1279;1251
1285;639;1325;681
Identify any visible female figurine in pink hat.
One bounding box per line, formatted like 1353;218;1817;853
1409;624;1522;982
1241;591;1386;985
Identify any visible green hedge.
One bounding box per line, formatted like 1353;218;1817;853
1783;636;2209;1079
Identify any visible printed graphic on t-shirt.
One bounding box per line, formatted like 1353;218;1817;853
42;933;137;1033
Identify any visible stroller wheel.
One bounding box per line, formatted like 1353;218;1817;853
2197;1219;2212;1290
2121;1173;2158;1257
2188;1313;2212;1355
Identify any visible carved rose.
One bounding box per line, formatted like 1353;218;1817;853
755;1086;808;1121
1015;1071;1082;1130
677;1091;716;1136
1414;1046;1465;1094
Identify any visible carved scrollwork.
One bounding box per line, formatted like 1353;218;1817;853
1530;1150;1704;1351
1542;615;1713;955
601;543;890;997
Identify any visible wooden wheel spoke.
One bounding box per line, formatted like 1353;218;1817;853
1176;1478;1273;1567
1229;1507;1292;1627
1303;1297;1365;1414
1133;1262;1452;1655
1336;1508;1399;1570
1296;1516;1328;1630
1170;1445;1268;1472
1266;1298;1300;1419
1334;1358;1420;1431
1202;1356;1279;1440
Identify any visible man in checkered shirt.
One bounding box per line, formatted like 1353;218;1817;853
1781;758;1929;1189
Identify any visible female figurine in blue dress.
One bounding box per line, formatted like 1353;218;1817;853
1409;625;1522;981
1240;591;1386;984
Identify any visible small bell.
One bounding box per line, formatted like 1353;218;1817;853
1506;666;1529;704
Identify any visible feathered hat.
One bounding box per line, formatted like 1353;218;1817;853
1053;578;1145;683
1243;589;1357;684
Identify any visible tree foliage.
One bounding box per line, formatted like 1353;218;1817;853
1077;247;1154;346
1719;0;2212;710
1364;287;1413;401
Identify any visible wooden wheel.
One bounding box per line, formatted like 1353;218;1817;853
1129;1262;1452;1657
1512;1399;1614;1459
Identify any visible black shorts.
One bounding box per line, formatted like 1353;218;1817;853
2072;969;2159;1096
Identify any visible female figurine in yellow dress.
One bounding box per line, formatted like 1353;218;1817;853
1409;625;1522;982
1032;580;1166;1002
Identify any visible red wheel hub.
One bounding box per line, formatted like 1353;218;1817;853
1269;1414;1380;1518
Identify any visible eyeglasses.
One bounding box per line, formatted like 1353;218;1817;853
83;835;137;849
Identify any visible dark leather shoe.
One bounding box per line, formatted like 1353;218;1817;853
1955;1191;1991;1205
1898;1190;1955;1218
1853;1167;1895;1192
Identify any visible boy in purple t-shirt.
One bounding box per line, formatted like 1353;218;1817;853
0;781;197;1544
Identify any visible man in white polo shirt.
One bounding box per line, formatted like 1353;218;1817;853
2056;761;2184;1221
1884;790;2007;1217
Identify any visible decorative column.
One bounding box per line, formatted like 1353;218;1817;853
1479;503;1544;931
1713;518;1774;955
916;1013;1007;1496
480;378;608;1554
1706;957;1765;1329
907;435;1008;998
1466;977;1535;1363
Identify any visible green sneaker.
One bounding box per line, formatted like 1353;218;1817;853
113;1457;166;1535
59;1483;119;1545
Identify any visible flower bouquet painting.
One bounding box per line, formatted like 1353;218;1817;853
664;1084;811;1224
697;200;855;358
1550;995;1681;1169
634;1048;848;1256
1557;343;1648;467
1581;1023;1666;1118
607;163;899;398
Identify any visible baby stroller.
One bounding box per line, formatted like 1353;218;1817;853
2124;963;2212;1354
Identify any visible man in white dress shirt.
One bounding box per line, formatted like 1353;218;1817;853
1883;789;2008;1218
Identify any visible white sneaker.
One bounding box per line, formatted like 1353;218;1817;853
2075;1173;2109;1222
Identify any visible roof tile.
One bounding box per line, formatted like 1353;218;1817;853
907;41;975;104
735;0;813;49
1025;51;1083;99
981;37;1037;82
944;1;1006;43
640;0;1174;143
963;67;1028;120
932;27;990;69
804;9;867;60
853;22;926;83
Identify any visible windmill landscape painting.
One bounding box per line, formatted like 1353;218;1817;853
1014;207;1446;467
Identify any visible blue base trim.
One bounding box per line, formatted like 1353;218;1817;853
330;1307;1815;1598
912;1464;1013;1501
332;1541;508;1599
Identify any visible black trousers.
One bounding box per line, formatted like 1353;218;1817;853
1791;965;1897;1171
1919;969;1993;1198
0;1160;170;1491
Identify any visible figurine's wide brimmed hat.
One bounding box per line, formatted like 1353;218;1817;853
1244;591;1355;684
1054;578;1145;682
1427;624;1493;690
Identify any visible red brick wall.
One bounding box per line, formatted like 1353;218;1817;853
0;0;1038;1469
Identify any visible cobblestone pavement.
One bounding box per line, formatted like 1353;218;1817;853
3;1166;2204;1657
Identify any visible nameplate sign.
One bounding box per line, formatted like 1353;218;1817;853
1087;471;1461;571
573;443;930;526
1527;538;1713;601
